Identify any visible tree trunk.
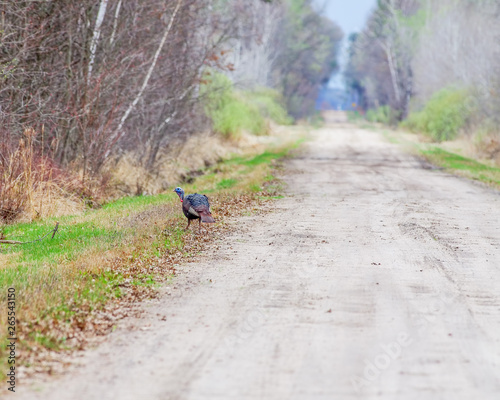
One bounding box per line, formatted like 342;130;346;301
88;0;108;85
381;40;402;107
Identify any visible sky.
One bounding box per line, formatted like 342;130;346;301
312;0;377;88
313;0;377;38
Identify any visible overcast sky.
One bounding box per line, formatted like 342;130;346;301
312;0;377;88
312;0;377;38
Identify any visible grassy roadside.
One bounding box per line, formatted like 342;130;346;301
0;136;303;379
381;129;500;189
420;147;500;187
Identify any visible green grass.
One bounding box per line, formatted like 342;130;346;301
258;194;284;200
0;194;180;284
421;147;500;186
216;178;238;190
224;140;304;168
242;150;288;166
163;226;187;252
1;220;118;268
31;332;66;350
102;193;172;211
380;127;500;189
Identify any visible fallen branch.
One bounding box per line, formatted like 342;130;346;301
0;222;59;245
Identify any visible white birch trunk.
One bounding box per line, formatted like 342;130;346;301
110;0;122;47
381;41;401;104
88;0;109;85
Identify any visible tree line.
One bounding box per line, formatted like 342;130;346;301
346;0;500;138
0;0;342;179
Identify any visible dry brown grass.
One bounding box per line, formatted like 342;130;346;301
107;127;299;196
0;125;304;224
476;134;500;165
107;132;234;196
0;128;108;224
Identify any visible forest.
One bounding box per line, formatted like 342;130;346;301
347;0;500;159
0;0;342;223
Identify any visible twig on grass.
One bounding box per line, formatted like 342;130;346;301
0;221;59;245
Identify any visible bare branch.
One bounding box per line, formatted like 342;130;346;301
110;0;184;146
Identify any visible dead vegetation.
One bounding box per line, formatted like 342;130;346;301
478;136;500;165
0;128;106;224
0;126;291;224
108;131;239;196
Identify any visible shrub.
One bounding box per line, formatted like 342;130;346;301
212;93;266;138
366;105;392;124
402;88;471;142
0;128;59;222
246;88;293;126
201;72;291;138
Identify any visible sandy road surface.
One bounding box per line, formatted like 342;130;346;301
21;119;500;399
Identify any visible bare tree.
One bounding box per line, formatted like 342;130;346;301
412;0;500;120
0;0;223;175
0;0;344;185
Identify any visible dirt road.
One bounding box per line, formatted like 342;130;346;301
21;119;500;399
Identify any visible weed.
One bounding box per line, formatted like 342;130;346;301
31;333;66;351
225;148;291;168
249;184;261;192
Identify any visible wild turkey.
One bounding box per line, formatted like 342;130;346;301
173;187;215;232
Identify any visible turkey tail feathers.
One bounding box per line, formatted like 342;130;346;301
200;212;215;223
